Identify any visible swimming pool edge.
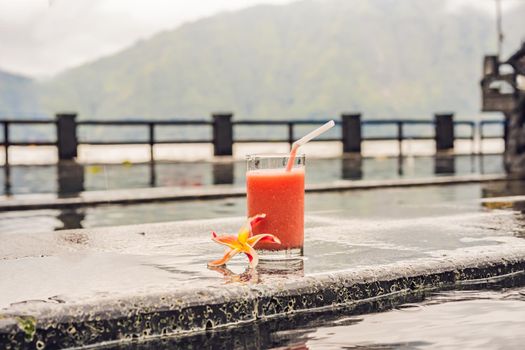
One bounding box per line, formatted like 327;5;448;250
1;243;524;349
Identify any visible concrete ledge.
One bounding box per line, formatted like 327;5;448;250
1;244;525;349
0;174;508;211
1;209;524;348
76;271;525;350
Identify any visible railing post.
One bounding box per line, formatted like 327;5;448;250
479;122;484;154
148;122;155;163
148;122;156;186
341;113;361;154
212;113;233;156
469;122;475;154
397;121;403;157
434;113;454;152
3;121;11;195
288;122;294;148
3;122;9;166
56;113;78;160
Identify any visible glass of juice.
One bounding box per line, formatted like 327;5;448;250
246;153;305;260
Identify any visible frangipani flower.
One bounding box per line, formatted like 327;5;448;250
208;214;281;268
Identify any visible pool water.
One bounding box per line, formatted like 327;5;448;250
0;154;504;196
2;179;525;235
0;154;510;234
297;289;525;349
99;276;525;350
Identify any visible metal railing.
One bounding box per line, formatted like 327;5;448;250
0;114;507;166
361;119;475;138
77;120;212;161
233;120;341;144
359;119;477;155
479;119;506;141
78;120;212;145
1;119;57;165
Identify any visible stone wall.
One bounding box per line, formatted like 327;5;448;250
504;96;525;173
481;43;525;174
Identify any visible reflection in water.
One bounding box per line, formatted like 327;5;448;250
478;153;491;174
212;162;235;184
434;154;455;175
341;156;362;180
149;161;156;187
208;265;259;283
0;155;507;196
57;160;85;197
208;259;305;284
481;179;525;198
0;156;515;234
3;164;11;196
56;209;85;230
469;153;475;173
57;161;86;230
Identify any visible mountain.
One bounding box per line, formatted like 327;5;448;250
0;70;39;118
34;0;525;120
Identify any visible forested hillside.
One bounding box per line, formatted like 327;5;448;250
3;0;525;120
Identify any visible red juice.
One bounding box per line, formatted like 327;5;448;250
246;167;305;250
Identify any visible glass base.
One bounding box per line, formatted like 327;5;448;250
256;247;303;261
256;258;304;276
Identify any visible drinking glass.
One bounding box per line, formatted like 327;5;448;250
246;153;305;260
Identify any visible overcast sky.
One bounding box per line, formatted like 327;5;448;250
0;0;518;78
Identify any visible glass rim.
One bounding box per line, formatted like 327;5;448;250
246;153;305;160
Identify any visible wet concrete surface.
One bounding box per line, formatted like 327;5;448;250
1;210;522;306
1;185;525;348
